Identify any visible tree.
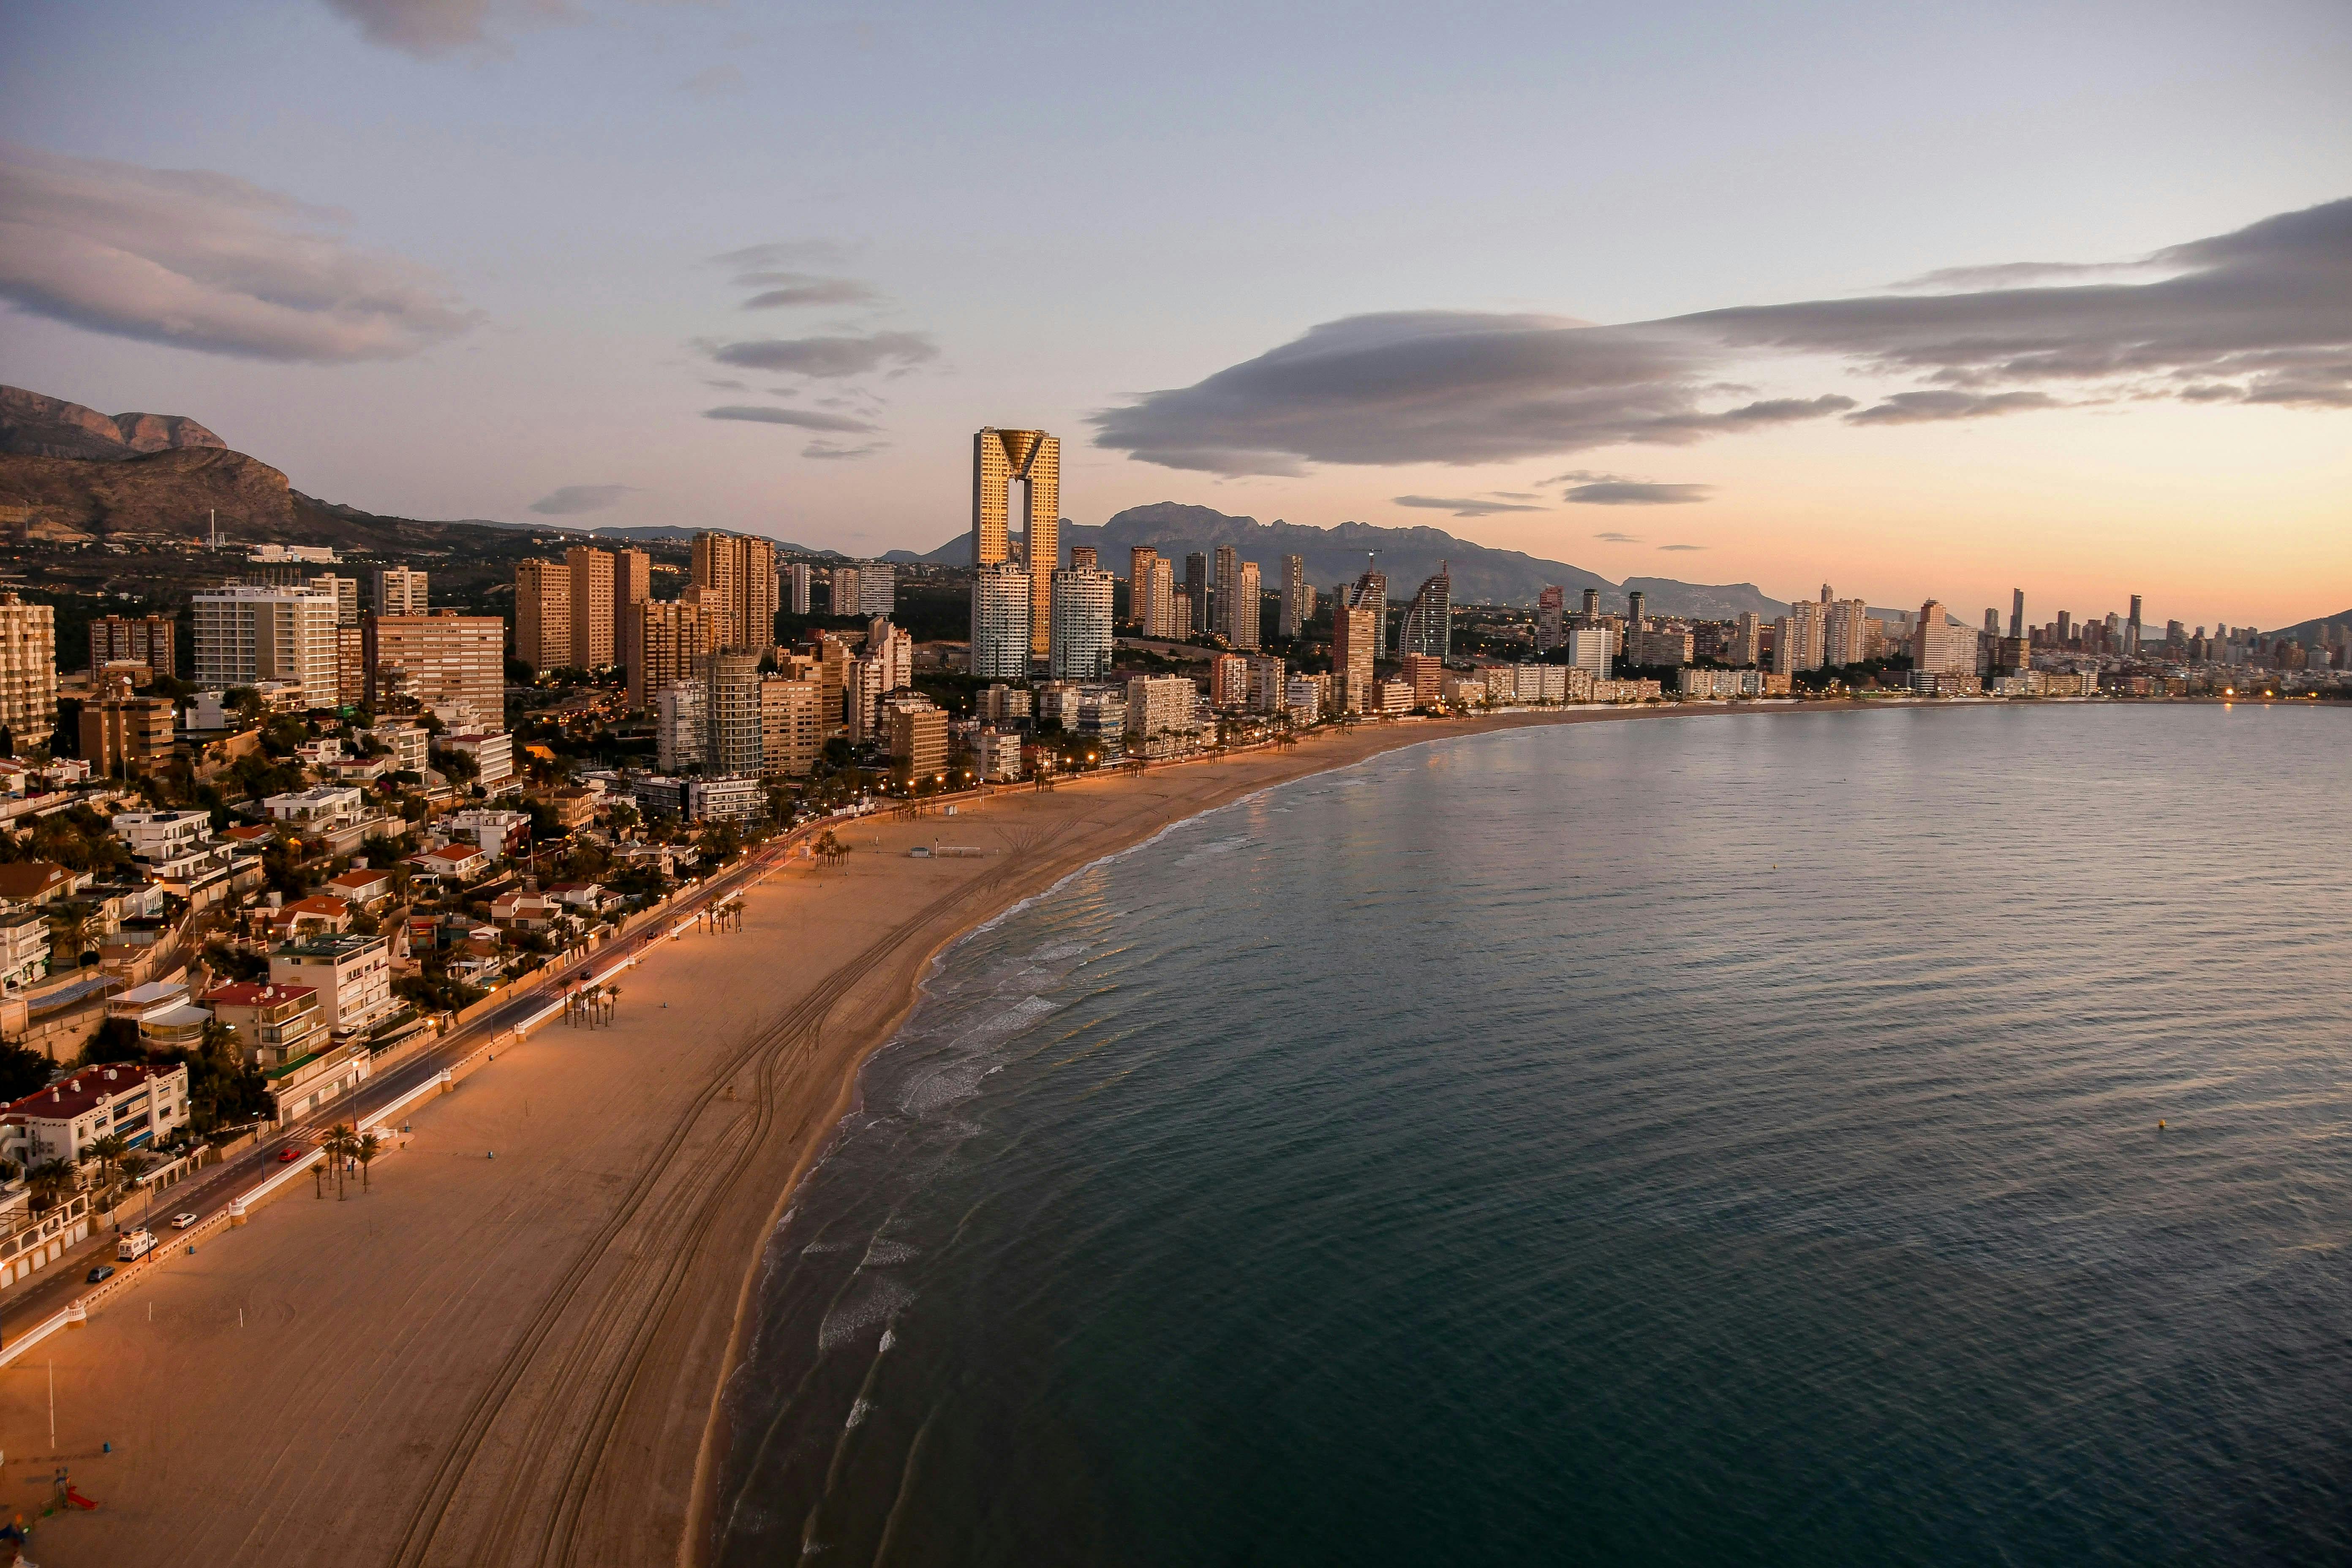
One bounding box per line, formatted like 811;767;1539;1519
0;1038;54;1101
27;1158;75;1213
356;1131;382;1191
321;1123;357;1199
85;1132;129;1195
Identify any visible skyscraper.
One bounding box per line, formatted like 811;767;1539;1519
614;547;651;664
1235;561;1262;650
1214;545;1239;643
2128;593;2144;655
970;563;1034;680
1349;568;1389;661
1729;611;1763;667
1184;553;1210;635
1279;554;1309;638
1627;589;1647;629
567;547;616;670
972;428;1060;658
656;681;705;772
1566;627;1612;677
786;561;813;615
1128;547;1160;627
1048;567;1113;682
693;531;779;651
1774;601;1825;674
192;584;339;701
1143;558;1179;640
759;675;822;777
1582;587;1601;621
1071;546;1098;572
705;651;765;777
1537;586;1565;651
514;559;570;673
89;614;177;678
1912;601;1974;674
1333;602;1376;712
367;613;506;733
629;599;716;711
2009;589;2025;641
1401;564;1452;658
1824;598;1869;667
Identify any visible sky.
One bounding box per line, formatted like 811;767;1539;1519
3;0;2349;628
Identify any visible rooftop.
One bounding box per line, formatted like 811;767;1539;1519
1;1061;183;1122
204;981;320;1007
277;933;387;959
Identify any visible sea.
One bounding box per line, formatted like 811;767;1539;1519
711;704;2352;1566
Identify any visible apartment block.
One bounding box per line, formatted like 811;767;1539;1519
514;559;571;673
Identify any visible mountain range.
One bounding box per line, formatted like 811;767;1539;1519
891;502;1808;620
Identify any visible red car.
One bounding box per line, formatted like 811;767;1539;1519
276;1146;306;1163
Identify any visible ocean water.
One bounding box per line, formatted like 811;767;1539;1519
712;705;2352;1566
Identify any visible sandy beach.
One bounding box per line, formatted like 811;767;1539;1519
0;703;1848;1566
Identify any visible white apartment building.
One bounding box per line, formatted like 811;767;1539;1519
657;681;707;771
262;785;367;829
970;564;1034;681
192;584;340;703
1049;568;1115;682
111;808;212;862
269;933;397;1038
1565;628;1612;678
1247;655;1287;713
1124;675;1198;753
971;728;1024;781
442;730;517;792
1;1062;190;1165
1142;558;1180;640
366;722;431;775
1284;676;1322;724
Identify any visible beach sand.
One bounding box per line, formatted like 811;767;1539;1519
0;705;1832;1565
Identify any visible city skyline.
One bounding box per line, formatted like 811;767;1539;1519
2;2;2347;627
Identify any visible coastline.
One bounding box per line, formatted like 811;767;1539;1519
0;701;1863;1567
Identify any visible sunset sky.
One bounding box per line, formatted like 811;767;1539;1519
4;0;2348;628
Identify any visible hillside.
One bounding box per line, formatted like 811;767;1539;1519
896;502;1794;618
0;384;226;462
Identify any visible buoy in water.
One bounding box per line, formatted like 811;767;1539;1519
2158;1120;2166;1130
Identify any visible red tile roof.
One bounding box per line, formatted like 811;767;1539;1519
202;982;319;1006
1;1062;181;1122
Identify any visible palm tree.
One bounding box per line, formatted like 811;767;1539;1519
356;1132;381;1191
321;1124;357;1199
85;1133;129;1198
27;1159;74;1213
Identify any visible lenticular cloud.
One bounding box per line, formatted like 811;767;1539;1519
1092;196;2352;474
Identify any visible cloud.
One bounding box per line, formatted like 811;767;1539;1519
702;405;879;433
319;0;563;58
1392;494;1548;517
528;484;636;516
0;144;477;362
681;64;744;99
740;275;878;310
1092;196;2352;472
801;440;888;460
1489;490;1538;500
707;331;936;378
1565;481;1714;505
1843;390;2060;425
713;240;852;273
1656;543;1707;552
1592;531;1644;543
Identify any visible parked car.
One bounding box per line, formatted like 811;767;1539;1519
86;1264;115;1283
172;1212;199;1229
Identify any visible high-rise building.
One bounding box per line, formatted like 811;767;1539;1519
80;671;175;779
366;613;505;732
656;681;705;772
0;593;57;738
1333;602;1376;712
1823;599;1869;667
1213;546;1239;643
693;531;779;650
1566;627;1612;677
1184;553;1210;635
1247;654;1287;712
567;547;616;670
970;564;1034;681
1773;602;1825;675
1070;546;1098;572
786;561;813;615
1729;611;1764;667
2009;589;2025;641
1124;675;1198;748
1582;587;1601;621
867;617;913;696
887;697;950;785
971;428;1060;659
1627;589;1647;629
1234;561;1262;650
628;599;716;711
1537;586;1565;651
1349;569;1389;662
759;677;822;777
1279;555;1309;639
1912;601;1976;675
1401;564;1451;658
1048;567;1115;682
192;584;339;702
1400;652;1443;707
613;548;651;665
89;614;177;679
2128;593;2144;653
514;560;570;673
829;566;860;619
1128;546;1160;628
1209;653;1249;708
857;563;896;617
308;575;359;627
1142;558;1179;640
705;651;764;776
372;567;427;617
335;623;367;708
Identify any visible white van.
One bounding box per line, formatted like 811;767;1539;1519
117;1229;155;1261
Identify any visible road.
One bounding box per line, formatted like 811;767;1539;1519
0;838;785;1348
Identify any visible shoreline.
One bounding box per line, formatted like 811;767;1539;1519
0;699;1943;1566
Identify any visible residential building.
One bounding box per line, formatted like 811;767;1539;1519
1728;611;1764;667
978;683;1032;723
786;561;813;615
1284;675;1321;724
514;559;571;672
1141;557;1179;640
1625;628;1694;668
628;598;716;711
658;680;708;771
0;1062;190;1165
1333;602;1376;713
88;613;177;679
325;865;395;909
969;563;1033;680
1233;560;1262;649
110;809;211;862
1348;569;1389;661
867;617;914;695
1401;652;1445;706
613;547;651;662
1068;686;1127;760
1279;554;1310;639
1124;675;1198;754
692;531;779;649
686;775;764;824
1371;679;1413;715
0;909;49;993
706;651;765;776
1566;627;1613;678
972;728;1024;781
80;673;176;778
567;546;616;670
1184;553;1210;635
204;982;324;1067
760;677;822;776
971;427;1060;657
1247;655;1288;712
1128;547;1160;627
270;934;397;1038
335;621;367;707
441;730;516;792
1823;597;1870;667
1773;601;1825;675
829;566;861;620
855;563;896;616
372;566;428;616
1537;586;1566;652
262;785;366;830
1677;667;1795;698
368;613;505;733
886;696;950;784
305;574;359;627
446;807;531;857
844;655;887;744
1209;653;1250;709
1401;564;1452;658
366;721;430;775
191;584;338;702
1049;567;1115;682
1912;601;1977;676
